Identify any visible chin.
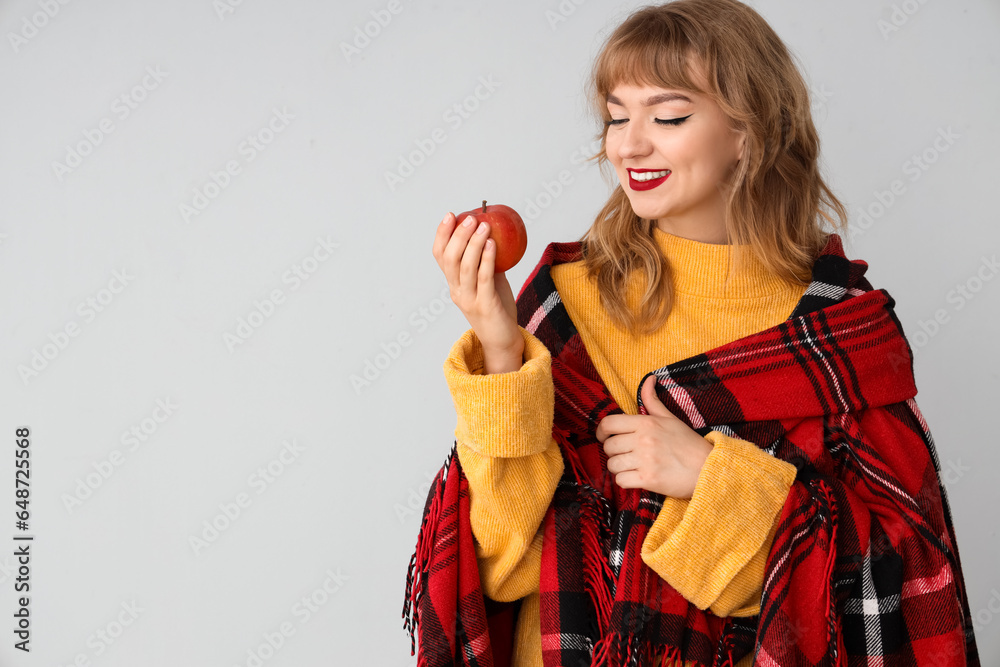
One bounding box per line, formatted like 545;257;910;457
626;199;668;221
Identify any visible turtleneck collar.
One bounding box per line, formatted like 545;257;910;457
652;226;793;299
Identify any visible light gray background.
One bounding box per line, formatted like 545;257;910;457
0;0;997;665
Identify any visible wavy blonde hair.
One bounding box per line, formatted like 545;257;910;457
577;0;849;337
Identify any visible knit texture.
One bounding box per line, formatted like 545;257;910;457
437;229;805;666
402;232;980;667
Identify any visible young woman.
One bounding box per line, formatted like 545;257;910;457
405;1;979;665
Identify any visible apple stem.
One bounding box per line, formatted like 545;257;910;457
482;200;487;213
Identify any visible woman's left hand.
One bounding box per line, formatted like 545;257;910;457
595;375;713;499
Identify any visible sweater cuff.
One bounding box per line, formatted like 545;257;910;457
640;430;798;610
443;326;554;458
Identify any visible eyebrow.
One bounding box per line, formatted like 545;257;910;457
606;92;693;107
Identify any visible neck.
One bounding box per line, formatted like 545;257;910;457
656;225;729;244
654;208;729;244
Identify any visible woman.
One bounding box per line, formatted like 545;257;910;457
404;1;980;665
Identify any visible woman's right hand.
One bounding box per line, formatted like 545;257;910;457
433;211;524;363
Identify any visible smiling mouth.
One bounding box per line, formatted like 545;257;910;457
628;169;671;182
627;169;672;190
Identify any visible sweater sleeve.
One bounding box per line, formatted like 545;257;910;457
639;430;798;617
443;325;565;603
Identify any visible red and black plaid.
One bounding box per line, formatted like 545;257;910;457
403;233;981;667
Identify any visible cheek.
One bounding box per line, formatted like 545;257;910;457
663;132;703;164
699;132;740;171
673;139;729;183
604;136;621;163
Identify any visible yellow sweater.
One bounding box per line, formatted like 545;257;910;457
443;227;803;666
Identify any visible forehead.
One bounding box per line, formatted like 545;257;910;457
606;84;699;107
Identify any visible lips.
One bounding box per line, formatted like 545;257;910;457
627;168;671;191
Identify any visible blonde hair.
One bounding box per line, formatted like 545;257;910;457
577;0;849;337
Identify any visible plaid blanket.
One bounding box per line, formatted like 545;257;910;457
402;232;981;667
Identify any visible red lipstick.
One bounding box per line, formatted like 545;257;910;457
627;168;671;191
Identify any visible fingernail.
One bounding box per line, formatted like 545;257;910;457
476;222;488;234
440;213;450;225
462;216;474;227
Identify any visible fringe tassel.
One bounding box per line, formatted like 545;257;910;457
590;629;723;667
401;446;455;657
401;552;422;653
654;638;719;667
659;641;679;667
556;429;618;641
624;632;641;667
821;480;843;667
713;639;735;667
579;486;615;637
554;440;730;667
710;617;738;667
604;630;667;666
591;630;616;665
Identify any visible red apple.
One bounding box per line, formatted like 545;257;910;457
454;200;527;273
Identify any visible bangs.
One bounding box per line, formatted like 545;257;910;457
593;19;708;119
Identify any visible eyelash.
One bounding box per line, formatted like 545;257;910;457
604;114;692;128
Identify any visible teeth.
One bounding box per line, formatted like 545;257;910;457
631;169;670;181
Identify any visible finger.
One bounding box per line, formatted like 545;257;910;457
610;451;638;474
595;413;634;444
444;213;478;293
442;216;472;289
432;211;456;264
478;234;497;297
602;431;634;457
640;375;656;407
611;469;639;490
460;219;490;297
595;416;609;443
640;374;674;418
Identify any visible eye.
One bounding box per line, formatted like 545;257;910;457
604;114;692;127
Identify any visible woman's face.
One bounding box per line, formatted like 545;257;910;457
604;77;745;242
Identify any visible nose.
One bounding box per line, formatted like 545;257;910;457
614;120;652;161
